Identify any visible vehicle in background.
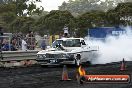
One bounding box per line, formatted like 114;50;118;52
36;37;99;66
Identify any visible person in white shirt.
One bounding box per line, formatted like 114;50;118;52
22;39;27;51
63;26;69;37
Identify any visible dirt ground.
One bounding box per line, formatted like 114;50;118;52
0;61;132;88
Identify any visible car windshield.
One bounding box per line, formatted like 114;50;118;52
52;39;81;47
62;39;81;47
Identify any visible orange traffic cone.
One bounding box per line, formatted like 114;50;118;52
60;65;71;81
120;58;126;71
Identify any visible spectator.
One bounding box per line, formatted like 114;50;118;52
22;38;27;51
2;39;9;51
11;38;17;51
26;31;35;50
17;32;23;49
41;40;46;50
59;31;64;39
63;25;69;37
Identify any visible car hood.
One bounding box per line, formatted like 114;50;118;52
37;48;66;54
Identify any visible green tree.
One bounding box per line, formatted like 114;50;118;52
35;10;75;35
59;0;131;16
106;10;120;26
59;0;114;16
15;0;43;16
107;2;132;25
10;16;35;33
0;0;43;32
77;10;107;36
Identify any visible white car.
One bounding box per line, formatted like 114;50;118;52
36;37;99;66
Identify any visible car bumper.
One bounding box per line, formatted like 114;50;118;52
36;59;75;66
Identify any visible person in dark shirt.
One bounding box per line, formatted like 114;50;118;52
41;40;46;50
2;44;9;51
26;31;35;50
10;38;17;51
2;39;9;51
81;40;86;45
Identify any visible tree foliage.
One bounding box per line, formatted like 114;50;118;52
0;1;132;37
59;0;131;16
15;0;43;16
77;10;107;36
35;10;75;35
0;0;43;33
10;16;35;33
107;2;132;26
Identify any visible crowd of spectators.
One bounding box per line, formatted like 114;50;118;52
0;25;71;51
0;30;37;51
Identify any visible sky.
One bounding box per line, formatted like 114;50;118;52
37;0;69;11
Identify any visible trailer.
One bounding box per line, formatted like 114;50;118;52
88;27;126;39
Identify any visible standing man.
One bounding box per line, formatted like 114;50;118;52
26;31;35;50
41;40;46;50
63;25;69;37
22;38;27;51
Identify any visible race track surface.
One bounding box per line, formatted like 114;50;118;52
0;62;132;88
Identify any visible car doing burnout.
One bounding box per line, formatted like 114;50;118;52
36;37;99;66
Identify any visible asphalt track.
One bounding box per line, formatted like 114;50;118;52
0;61;132;88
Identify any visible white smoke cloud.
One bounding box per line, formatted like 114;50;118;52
85;26;132;64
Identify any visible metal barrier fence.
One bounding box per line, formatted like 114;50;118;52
0;34;50;67
0;50;39;67
0;50;38;61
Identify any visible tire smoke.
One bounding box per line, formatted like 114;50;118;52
85;26;132;64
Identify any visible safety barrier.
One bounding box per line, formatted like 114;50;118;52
0;50;39;67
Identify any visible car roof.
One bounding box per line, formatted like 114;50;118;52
56;37;84;41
